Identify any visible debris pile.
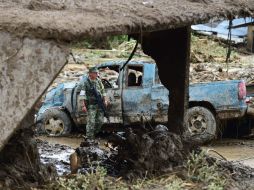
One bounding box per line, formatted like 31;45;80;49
74;126;190;179
190;62;254;84
113;128;188;177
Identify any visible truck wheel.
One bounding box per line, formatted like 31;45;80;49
40;109;72;136
184;106;217;144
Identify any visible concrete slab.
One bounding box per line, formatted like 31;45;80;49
0;32;69;150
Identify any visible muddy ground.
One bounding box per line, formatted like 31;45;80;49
36;134;254;189
38;136;254;175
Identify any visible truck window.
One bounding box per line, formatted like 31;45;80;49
127;65;143;87
99;66;120;89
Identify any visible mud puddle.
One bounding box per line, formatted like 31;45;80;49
36;136;109;175
36;136;83;175
38;136;83;148
204;138;254;168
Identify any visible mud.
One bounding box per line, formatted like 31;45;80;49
37;139;75;175
36;134;254;189
205;139;254;168
38;136;83;149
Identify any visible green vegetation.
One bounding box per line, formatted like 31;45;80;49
70;33;241;66
191;34;239;63
47;166;107;190
185;151;227;190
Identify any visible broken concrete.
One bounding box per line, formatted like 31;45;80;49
0;32;69;150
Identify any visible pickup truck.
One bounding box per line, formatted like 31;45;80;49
35;61;247;143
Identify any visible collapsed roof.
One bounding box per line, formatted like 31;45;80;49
0;0;254;41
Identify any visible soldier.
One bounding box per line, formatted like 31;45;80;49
79;67;108;140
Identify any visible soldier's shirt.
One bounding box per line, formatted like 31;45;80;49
79;76;106;105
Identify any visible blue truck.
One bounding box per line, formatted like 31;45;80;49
35;61;247;143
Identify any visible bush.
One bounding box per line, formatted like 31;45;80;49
185;151;227;190
48;166;107;190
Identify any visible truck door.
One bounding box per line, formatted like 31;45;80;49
99;65;123;124
122;64;153;125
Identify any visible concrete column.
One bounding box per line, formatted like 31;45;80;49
0;32;69;150
247;25;254;53
141;27;191;135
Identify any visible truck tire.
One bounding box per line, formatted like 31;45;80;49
184;106;217;144
40;109;72;136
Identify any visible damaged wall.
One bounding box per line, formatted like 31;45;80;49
0;32;69;150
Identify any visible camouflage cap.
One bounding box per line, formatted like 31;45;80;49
89;67;99;73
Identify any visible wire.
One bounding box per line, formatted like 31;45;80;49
206;149;228;161
226;19;233;76
120;40;139;71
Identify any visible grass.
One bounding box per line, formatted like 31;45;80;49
191;34;240;63
45;167;186;190
47;165;107;190
185;150;227;190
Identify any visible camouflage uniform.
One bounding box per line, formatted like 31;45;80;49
79;76;106;139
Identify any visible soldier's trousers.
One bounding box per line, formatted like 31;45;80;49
86;104;104;139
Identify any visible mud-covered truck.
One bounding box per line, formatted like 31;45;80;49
35;61;247;143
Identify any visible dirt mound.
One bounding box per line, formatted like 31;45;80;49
115;128;188;176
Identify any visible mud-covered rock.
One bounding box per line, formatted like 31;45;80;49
76;142;107;165
107;128;190;178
